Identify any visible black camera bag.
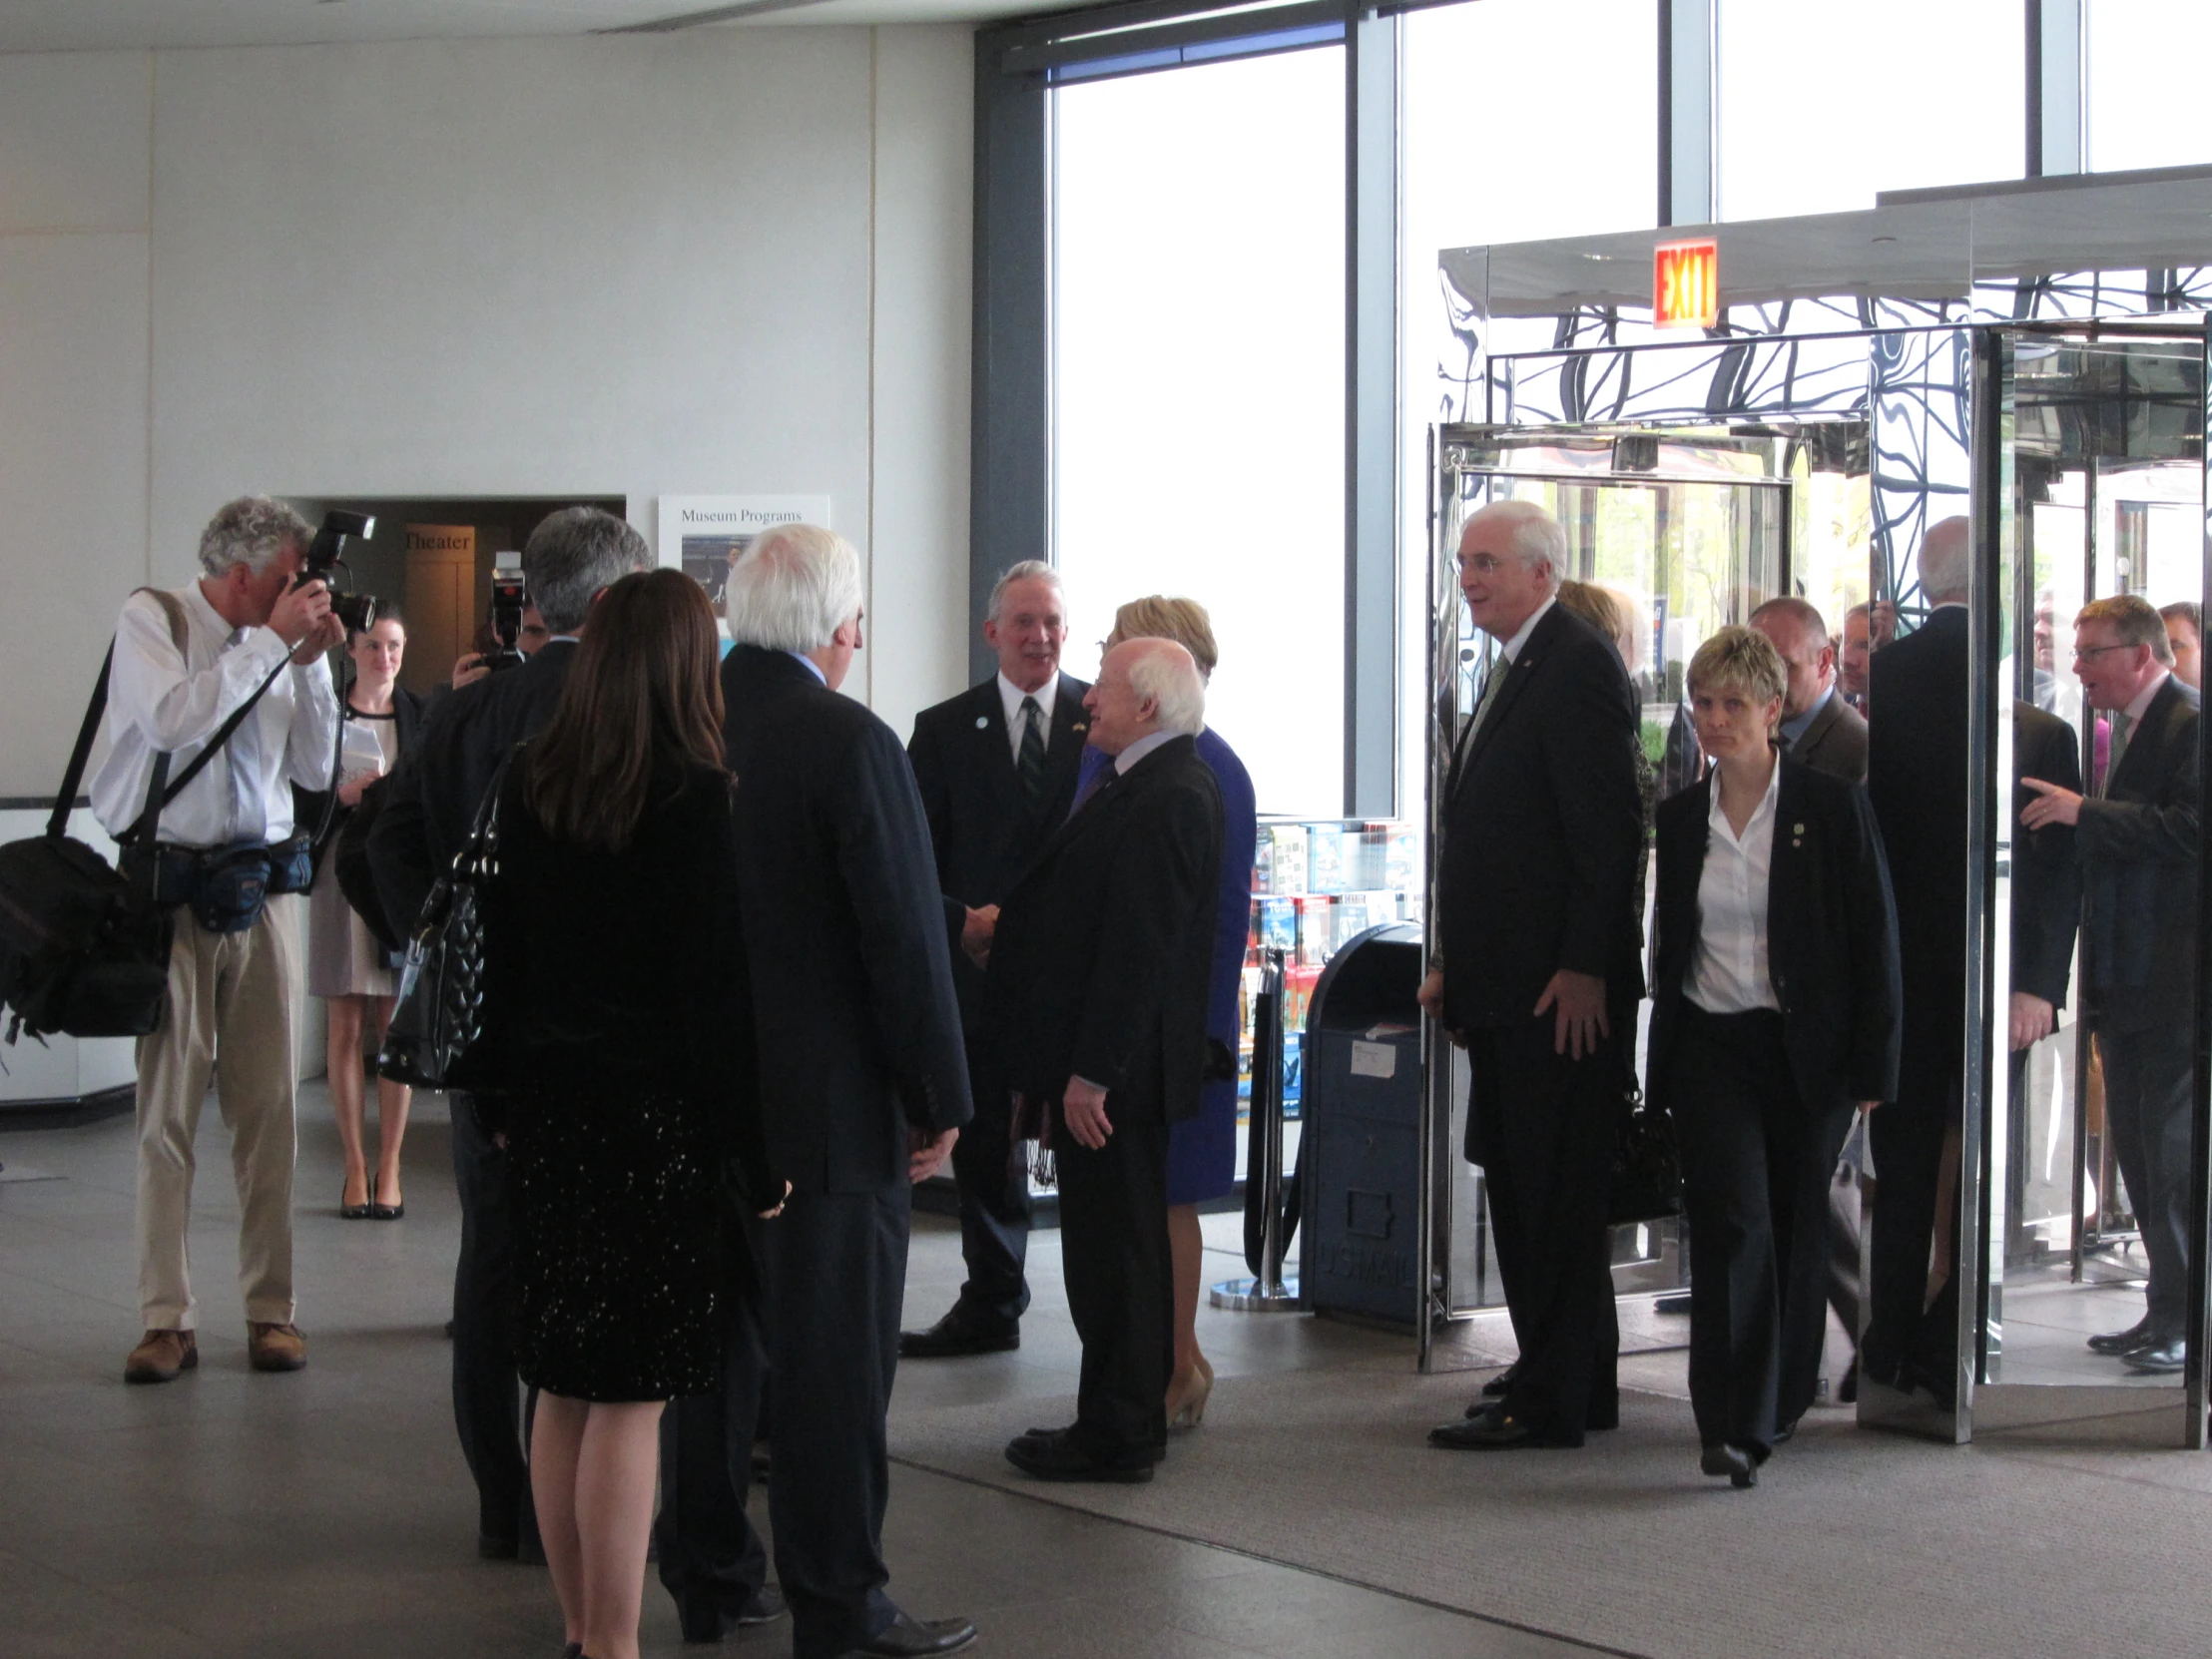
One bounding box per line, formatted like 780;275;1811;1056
0;593;293;1044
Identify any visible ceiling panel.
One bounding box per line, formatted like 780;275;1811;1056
0;0;1029;53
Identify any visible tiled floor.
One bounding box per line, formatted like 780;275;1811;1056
0;1083;1601;1659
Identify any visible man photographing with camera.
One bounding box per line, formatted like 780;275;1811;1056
90;496;344;1385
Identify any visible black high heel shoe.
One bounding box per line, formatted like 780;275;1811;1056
339;1180;373;1220
369;1180;404;1220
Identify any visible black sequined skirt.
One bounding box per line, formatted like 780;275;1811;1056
507;1081;727;1402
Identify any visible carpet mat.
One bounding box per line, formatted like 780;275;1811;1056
890;1365;2212;1659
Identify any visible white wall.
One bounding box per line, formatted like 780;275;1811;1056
0;26;973;799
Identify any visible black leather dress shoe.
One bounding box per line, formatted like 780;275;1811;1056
849;1612;979;1657
2088;1320;2155;1356
1479;1361;1520;1398
1699;1443;1757;1488
2128;1338;2187;1374
898;1308;1019;1360
1427;1412;1571;1450
1004;1428;1155;1482
677;1583;788;1642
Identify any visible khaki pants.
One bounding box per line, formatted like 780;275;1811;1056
135;898;301;1331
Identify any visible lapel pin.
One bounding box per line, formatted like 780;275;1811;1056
1792;823;1805;834
975;716;988;729
1072;722;1086;733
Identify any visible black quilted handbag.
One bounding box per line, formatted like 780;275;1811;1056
376;752;510;1091
1607;1076;1683;1226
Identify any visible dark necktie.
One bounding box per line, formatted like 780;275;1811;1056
1017;696;1048;805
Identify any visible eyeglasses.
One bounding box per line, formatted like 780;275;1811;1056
1458;554;1510;576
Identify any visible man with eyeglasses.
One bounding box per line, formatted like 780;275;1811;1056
2022;593;2202;1375
1418;499;1644;1450
898;561;1092;1362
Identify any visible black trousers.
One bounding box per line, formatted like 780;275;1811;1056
1464;1009;1624;1443
655;1202;770;1621
1863;1054;1959;1383
1668;1006;1856;1453
947;1070;1031;1328
1051;1102;1171;1458
2098;1019;2195;1335
758;1181;909;1659
449;1093;536;1548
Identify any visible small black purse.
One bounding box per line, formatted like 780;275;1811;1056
1608;1077;1683;1226
376;751;511;1091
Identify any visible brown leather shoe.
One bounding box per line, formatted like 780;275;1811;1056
124;1328;198;1384
247;1322;307;1373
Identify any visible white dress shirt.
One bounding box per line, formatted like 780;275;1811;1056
998;671;1059;765
89;583;339;848
1113;729;1178;775
1686;758;1784;1015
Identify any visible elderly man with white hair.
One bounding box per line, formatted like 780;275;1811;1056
1418;497;1645;1451
982;637;1225;1482
713;524;977;1659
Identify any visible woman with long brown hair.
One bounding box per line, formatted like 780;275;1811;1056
475;568;781;1659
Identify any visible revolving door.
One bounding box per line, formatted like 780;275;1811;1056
1420;319;2212;1448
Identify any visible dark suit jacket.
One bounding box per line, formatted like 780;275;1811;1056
720;645;971;1192
907;671;1091;1033
2079;674;2201;1032
367;641;577;939
1437;602;1645;1030
1789;691;1868;784
1865;606;1968;1093
1647;760;1903;1118
985;735;1224;1125
2012;702;2082;1010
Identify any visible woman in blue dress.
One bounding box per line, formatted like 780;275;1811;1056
1073;597;1258;1428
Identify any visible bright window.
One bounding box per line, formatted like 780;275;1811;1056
1718;0;2023;221
1053;48;1347;816
2086;0;2212;173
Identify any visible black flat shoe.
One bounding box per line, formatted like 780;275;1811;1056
1428;1411;1574;1450
339;1183;373;1220
899;1307;1019;1359
1004;1428;1154;1483
2127;1338;2187;1374
2088;1319;2155;1356
852;1612;979;1657
1700;1442;1757;1488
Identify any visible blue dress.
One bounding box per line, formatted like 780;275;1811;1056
1073;729;1259;1206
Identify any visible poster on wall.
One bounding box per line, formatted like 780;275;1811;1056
657;495;832;611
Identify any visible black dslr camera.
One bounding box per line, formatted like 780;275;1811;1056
482;550;527;675
296;509;380;634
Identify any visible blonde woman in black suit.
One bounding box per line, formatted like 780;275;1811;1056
1647;627;1902;1488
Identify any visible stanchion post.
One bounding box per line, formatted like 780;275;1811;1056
1212;946;1301;1311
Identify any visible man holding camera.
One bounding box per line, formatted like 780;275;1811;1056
368;505;651;1563
90;496;343;1384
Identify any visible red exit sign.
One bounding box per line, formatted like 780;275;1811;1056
1653;239;1719;329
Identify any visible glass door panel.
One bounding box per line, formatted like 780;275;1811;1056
1973;329;2208;1442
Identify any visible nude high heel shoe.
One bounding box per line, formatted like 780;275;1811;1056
1166;1363;1213;1428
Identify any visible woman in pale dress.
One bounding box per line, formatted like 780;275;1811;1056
307;609;424;1218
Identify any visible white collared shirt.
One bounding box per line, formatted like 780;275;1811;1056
1114;729;1179;775
785;650;828;685
1687;757;1784;1015
89;583;339;848
1491;593;1556;664
998;671;1058;765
